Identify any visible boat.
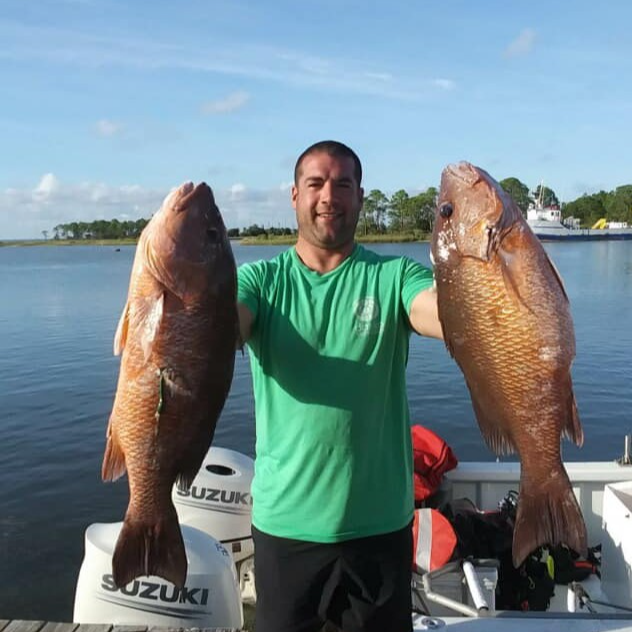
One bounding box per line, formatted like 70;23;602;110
526;203;632;241
72;441;632;631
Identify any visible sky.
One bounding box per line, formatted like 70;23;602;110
1;0;631;239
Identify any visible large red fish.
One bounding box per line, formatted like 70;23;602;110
102;182;237;588
431;162;587;566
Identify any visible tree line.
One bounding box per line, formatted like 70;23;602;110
49;219;150;240
48;178;632;240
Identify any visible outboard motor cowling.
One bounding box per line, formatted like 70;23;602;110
173;447;254;563
73;522;243;628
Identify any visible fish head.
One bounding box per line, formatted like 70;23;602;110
432;161;520;264
143;182;234;300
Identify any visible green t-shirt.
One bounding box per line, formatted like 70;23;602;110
237;244;434;541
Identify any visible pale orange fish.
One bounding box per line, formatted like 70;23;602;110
431;162;587;566
102;182;237;588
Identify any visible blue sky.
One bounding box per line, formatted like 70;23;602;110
1;0;631;238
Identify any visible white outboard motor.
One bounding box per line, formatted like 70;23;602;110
172;447;256;603
73;522;243;628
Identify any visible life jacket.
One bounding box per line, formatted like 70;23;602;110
411;508;458;573
411;424;458;504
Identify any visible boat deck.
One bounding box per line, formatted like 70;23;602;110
6;616;632;632
0;623;241;632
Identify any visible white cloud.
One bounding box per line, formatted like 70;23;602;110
504;28;536;58
96;119;123;137
33;173;60;201
201;91;250;114
0;22;453;102
363;71;393;82
229;183;247;200
0;175;296;239
432;78;456;91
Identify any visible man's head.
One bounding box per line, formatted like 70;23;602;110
292;141;364;253
294;140;362;187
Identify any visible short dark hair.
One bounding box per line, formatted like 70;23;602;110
294;140;362;185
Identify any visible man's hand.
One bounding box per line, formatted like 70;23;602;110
408;287;443;339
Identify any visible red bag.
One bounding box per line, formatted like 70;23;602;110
411;424;458;504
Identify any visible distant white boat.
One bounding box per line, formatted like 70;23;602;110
526;203;632;241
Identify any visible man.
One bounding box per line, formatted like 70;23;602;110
237;140;443;632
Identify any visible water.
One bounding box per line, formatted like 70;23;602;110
1;241;631;621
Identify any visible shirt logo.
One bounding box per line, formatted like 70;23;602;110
353;297;382;335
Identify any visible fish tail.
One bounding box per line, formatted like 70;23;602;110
112;505;187;589
512;470;587;567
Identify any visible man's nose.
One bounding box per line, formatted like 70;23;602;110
319;180;335;204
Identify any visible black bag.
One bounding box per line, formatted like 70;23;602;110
439;493;556;611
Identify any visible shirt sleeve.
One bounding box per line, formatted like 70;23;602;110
400;257;434;314
237;261;263;322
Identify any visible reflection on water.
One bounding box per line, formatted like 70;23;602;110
0;240;631;621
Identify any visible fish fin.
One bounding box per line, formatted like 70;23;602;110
543;250;570;303
512;469;587;567
442;332;456;358
155;368;192;419
112;505;187;589
102;419;127;481
468;386;516;455
161;368;192;398
495;242;538;316
142;230;186;302
175;429;216;491
562;385;584;447
140;292;165;363
113;301;130;356
176;476;193;493
496;228;569;315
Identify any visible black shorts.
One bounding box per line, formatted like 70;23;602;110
252;523;413;632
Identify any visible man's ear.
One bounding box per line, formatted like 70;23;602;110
291;185;298;209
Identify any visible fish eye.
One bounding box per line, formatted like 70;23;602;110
206;228;219;243
439;203;453;218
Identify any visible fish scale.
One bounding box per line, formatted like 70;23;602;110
432;161;587;566
101;181;237;589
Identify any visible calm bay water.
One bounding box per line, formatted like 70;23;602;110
1;241;631;621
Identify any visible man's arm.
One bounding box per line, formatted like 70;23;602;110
237;301;255;347
408;287;444;339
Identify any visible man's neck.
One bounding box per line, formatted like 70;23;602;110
294;238;355;274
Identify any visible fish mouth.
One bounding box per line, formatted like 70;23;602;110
170;182;214;214
444;161;481;186
179;182;195;196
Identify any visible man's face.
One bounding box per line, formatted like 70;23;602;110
292;151;364;251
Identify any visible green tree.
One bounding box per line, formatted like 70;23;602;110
388;190;410;232
361;189;389;235
500;177;531;214
605;185;632;224
562;192;607;227
408;187;437;232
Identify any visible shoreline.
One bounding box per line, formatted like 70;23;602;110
0;238;138;248
1;233;431;248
